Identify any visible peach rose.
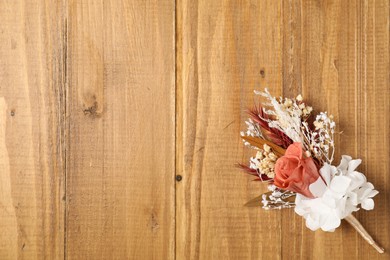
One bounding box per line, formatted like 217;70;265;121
273;143;320;198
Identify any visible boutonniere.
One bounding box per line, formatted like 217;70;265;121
239;89;384;253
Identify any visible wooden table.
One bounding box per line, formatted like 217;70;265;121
0;0;388;259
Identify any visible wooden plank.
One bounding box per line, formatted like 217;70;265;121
283;0;389;259
355;0;389;259
0;0;66;259
66;0;175;259
178;0;389;259
176;1;283;259
0;0;387;259
282;0;345;258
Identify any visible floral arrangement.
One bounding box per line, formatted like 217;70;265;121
239;89;384;253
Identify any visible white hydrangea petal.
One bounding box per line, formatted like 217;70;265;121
321;214;341;232
338;196;347;211
347;159;362;173
338;155;352;171
322;194;337;208
306;215;321;231
295;156;378;233
347;171;366;190
340;197;356;218
294;193;303;203
294;206;306;216
367;190;379;198
361;199;375;210
365;182;375;189
359;187;374;200
330;176;351;194
319;164;335;185
347;192;358;205
309;177;327;198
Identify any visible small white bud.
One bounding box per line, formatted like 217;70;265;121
263;144;271;153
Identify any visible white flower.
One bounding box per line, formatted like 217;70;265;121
295;155;378;232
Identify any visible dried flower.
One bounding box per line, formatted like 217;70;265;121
261;184;296;210
240;89;382;253
295;155;378;232
302;112;335;164
254;89;306;144
245;105;293;148
273;143;320;198
249;144;279;178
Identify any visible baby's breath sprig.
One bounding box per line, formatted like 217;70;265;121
241;118;263;139
301;112;335;164
261;184;296;210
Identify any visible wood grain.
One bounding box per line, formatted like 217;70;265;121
0;0;66;259
283;1;390;259
66;0;175;259
176;1;284;259
0;0;388;259
178;0;389;259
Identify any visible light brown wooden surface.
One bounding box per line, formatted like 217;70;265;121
0;1;66;259
66;0;175;259
0;0;388;259
176;1;284;259
280;1;390;259
177;0;389;259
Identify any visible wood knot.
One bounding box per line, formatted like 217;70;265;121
150;212;160;232
83;101;101;118
260;69;265;78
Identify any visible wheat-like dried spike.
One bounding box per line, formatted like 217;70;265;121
242;136;286;157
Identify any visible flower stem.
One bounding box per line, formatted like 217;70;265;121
344;214;384;254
